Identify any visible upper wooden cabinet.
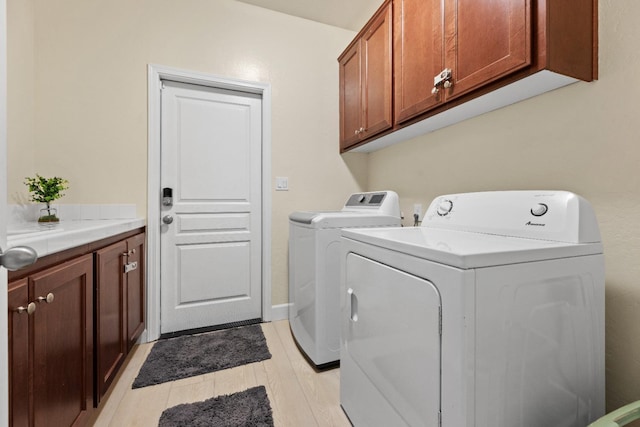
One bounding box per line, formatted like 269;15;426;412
339;0;392;151
393;0;444;123
395;0;531;123
339;0;597;152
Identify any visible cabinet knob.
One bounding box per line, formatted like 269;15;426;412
443;80;453;89
354;129;359;135
37;293;54;304
122;248;137;258
431;86;439;95
16;302;36;315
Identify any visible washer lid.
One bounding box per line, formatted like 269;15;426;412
342;227;603;269
290;211;401;229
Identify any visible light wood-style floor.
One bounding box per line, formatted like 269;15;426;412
91;320;351;427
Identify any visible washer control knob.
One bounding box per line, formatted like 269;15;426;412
436;199;453;216
357;194;366;203
531;203;548;217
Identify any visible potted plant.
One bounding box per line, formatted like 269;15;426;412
24;174;69;223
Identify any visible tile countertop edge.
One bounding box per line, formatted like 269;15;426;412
7;219;147;258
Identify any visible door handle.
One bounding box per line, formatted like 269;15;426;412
348;288;358;322
162;215;174;225
0;245;38;271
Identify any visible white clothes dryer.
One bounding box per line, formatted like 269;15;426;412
340;191;605;427
289;191;401;368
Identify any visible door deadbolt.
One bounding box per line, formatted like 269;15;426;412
162;187;173;207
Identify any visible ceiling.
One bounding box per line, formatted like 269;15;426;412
235;0;382;31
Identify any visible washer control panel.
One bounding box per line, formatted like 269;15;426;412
342;191;401;218
346;192;387;207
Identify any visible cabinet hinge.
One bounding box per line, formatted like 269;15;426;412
433;68;452;87
439;306;442;336
124;261;138;274
438;410;442;427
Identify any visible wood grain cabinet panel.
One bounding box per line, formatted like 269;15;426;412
95;240;127;402
8;279;29;427
125;233;145;351
339;42;362;149
444;0;531;101
339;0;392;151
95;232;146;403
395;0;530;124
8;255;94;427
394;0;444;123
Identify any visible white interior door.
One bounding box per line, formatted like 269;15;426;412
160;81;262;334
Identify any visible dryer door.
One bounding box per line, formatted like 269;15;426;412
341;253;442;427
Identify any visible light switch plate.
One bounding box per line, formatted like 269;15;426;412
276;177;289;191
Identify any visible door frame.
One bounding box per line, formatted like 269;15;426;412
146;64;272;342
1;0;9;420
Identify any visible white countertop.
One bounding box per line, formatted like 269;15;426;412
7;219;146;258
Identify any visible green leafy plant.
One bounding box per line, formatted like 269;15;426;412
24;174;69;222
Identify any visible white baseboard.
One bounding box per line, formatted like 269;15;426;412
270;303;290;322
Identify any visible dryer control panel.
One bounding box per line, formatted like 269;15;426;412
423;191;601;244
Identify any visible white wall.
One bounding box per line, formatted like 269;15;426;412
367;0;640;412
6;0;35;202
7;0;368;306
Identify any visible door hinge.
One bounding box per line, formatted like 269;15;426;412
161;81;166;90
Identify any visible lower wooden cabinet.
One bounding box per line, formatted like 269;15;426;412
8;279;29;427
8;228;146;427
95;240;127;402
95;232;146;402
125;233;145;351
8;255;94;427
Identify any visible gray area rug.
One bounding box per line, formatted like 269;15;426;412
158;386;274;427
133;324;271;389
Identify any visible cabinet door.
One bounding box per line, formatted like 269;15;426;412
126;233;145;351
8;279;29;427
95;240;127;401
444;0;531;100
361;2;392;139
339;41;362;150
30;255;93;427
394;0;444;124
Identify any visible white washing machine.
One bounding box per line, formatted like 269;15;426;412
340;191;605;427
289;191;401;368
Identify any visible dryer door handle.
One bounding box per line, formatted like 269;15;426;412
348;288;358;322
